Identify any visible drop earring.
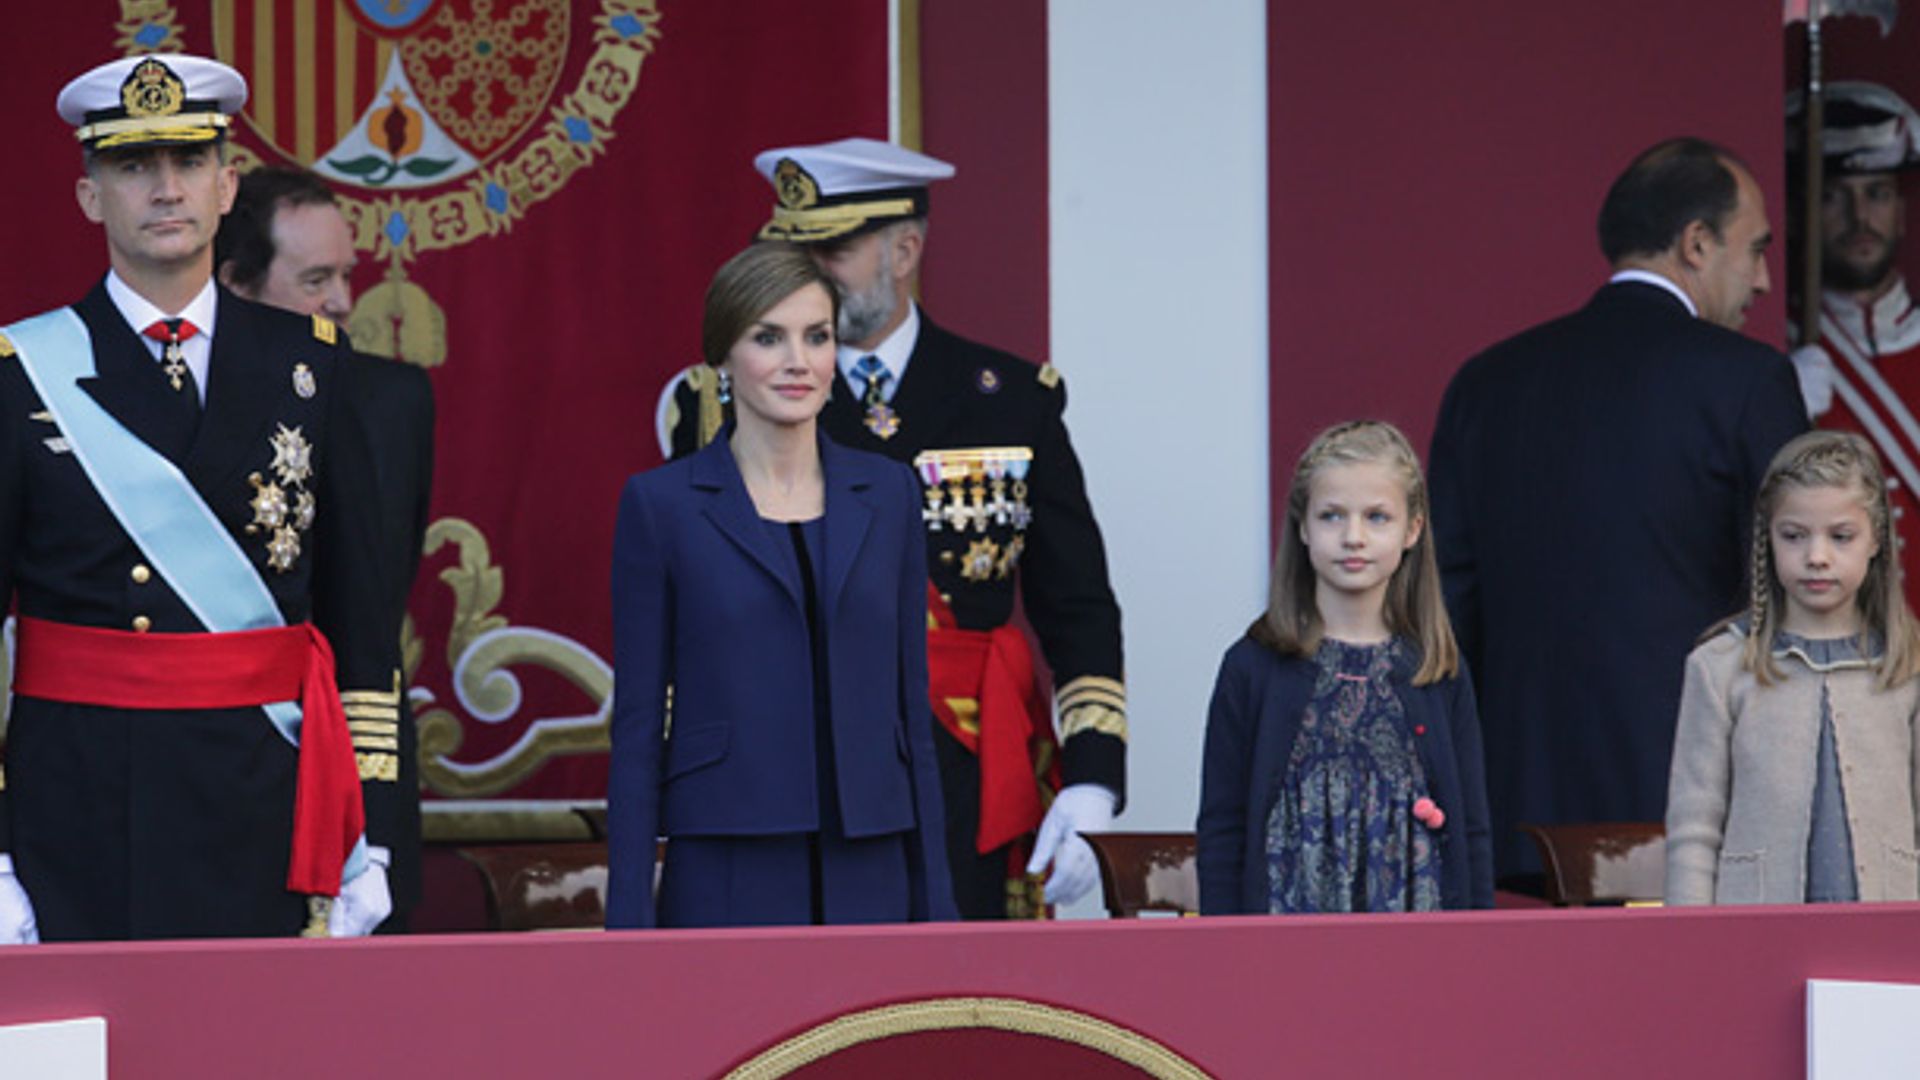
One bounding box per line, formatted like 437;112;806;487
717;369;732;404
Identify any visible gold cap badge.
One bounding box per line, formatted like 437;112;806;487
773;158;820;210
122;58;186;120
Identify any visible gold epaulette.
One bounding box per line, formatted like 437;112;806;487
344;672;402;781
311;314;337;345
0;331;14;359
1057;675;1127;741
685;364;725;449
1037;363;1061;389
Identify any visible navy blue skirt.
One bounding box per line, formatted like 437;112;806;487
655;830;912;928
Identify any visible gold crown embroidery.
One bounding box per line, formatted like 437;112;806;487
122;58;185;120
773;158;820;210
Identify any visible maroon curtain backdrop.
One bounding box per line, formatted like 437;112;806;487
1266;0;1789;534
918;0;1049;366
0;0;889;805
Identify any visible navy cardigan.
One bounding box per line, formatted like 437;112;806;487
1196;633;1494;913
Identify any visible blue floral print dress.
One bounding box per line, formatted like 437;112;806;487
1266;638;1442;913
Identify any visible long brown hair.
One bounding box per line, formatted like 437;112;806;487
1254;420;1459;685
1739;430;1920;687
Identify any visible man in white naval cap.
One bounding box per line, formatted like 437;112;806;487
1789;82;1920;609
0;53;396;941
667;138;1127;918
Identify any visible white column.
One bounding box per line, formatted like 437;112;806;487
1048;1;1270;848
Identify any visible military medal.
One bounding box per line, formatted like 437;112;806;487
140;318;200;393
919;459;946;531
941;462;978;532
270;424;313;485
855;355;900;440
161;342;189;391
248;425;317;572
864;399;900;440
961;538;1001;582
293;362;316;399
1009;457;1033;531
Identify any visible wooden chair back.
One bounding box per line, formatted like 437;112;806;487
1518;822;1666;906
456;842;610;930
1083;832;1200;918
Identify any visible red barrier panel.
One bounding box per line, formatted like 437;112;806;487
3;906;1919;1078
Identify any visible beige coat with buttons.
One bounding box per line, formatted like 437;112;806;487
1666;628;1920;905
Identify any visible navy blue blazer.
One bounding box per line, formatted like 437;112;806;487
1196;635;1495;914
605;432;954;928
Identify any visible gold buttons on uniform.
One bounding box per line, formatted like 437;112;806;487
130;564;152;584
132;615;152;633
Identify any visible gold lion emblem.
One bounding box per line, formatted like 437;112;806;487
773;158;820;210
122;58;185;119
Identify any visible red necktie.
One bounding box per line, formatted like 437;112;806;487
142;317;201;395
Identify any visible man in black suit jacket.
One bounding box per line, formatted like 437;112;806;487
217;167;435;931
1429;138;1810;879
664;139;1126;918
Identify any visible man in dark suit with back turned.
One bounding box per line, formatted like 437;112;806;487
664;139;1127;918
1429;138;1810;881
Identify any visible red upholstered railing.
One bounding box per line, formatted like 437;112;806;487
4;905;1919;1078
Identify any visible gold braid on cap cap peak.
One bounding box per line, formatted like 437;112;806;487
78;113;231;148
759;197;921;243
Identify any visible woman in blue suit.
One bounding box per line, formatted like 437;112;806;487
606;243;955;928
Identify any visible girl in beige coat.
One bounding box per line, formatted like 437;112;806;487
1667;431;1920;905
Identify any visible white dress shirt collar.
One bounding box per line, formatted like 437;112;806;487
837;302;921;402
105;271;218;403
1608;269;1697;318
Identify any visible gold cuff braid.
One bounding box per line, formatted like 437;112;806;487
1056;676;1127;741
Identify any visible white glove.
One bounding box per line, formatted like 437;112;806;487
0;854;40;945
1024;784;1117;906
327;846;393;938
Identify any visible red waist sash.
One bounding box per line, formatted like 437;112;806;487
12;616;365;897
925;585;1057;854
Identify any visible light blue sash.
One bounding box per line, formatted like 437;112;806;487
6;307;366;881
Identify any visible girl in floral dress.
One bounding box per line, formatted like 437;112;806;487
1197;421;1492;913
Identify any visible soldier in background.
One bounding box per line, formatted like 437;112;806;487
664;139;1126;918
1789;83;1920;606
217;167;436;931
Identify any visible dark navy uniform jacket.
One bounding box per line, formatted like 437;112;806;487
1428;281;1809;876
0;280;402;939
321;348;434;922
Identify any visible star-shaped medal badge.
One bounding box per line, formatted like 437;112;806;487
269;424;313;486
960;538;1001;583
249;477;288;530
267;526;302;572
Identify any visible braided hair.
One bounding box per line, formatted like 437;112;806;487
1739;430;1920;688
